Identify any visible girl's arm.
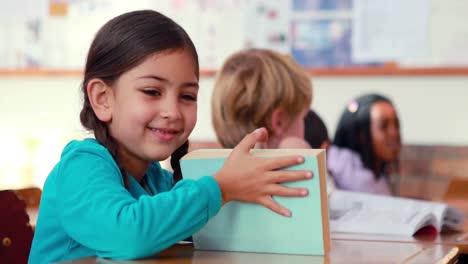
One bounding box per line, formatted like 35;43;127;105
56;149;221;260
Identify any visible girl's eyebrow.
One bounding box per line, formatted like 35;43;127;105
138;75;199;88
138;74;166;82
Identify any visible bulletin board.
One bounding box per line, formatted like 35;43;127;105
1;0;468;77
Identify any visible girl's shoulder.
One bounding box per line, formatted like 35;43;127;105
327;145;362;165
46;139;124;193
57;138;120;173
60;138;112;160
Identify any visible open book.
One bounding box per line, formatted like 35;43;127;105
181;148;330;255
329;190;465;236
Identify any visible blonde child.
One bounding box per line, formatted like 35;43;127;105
29;11;312;263
212;49;313;150
212;49;336;194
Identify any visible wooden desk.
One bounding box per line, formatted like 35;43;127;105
34;176;467;263
332;232;468;255
56;240;458;264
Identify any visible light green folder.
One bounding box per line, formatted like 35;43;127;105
180;149;330;255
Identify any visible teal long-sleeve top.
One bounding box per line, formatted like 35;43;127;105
28;139;222;263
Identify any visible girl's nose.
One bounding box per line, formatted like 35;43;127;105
160;99;181;120
388;124;400;137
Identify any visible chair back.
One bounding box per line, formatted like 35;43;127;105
0;190;34;264
14;187;42;208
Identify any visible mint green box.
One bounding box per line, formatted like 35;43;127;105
180;149;330;255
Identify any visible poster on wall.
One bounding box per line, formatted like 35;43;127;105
291;19;354;67
290;0;360;67
430;0;468;66
292;0;352;10
244;0;291;54
352;0;430;66
0;0;47;69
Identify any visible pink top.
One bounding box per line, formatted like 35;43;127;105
327;145;391;195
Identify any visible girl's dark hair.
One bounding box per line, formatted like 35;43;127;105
304;110;329;149
333;94;396;179
80;10;198;187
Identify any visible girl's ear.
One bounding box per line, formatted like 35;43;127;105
87;79;113;122
270;108;287;137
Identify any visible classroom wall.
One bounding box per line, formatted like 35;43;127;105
0;75;467;146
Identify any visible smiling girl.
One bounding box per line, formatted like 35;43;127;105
28;10;312;263
328;93;401;195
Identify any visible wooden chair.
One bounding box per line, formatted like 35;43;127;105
13;187;42;209
0;190;35;264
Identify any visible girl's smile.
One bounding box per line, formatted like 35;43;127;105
149;127;180;142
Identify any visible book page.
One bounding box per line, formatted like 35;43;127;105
329;190;443;236
443;206;465;231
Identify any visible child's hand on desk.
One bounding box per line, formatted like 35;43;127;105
213;127;313;217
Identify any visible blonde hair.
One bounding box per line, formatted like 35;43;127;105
212;49;313;148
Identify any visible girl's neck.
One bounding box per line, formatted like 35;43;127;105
125;161;150;183
373;160;383;179
129;169;148;183
117;148;151;183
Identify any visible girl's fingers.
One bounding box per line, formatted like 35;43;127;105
258;196;291;217
253;127;268;143
266;184;309;197
233;127;268;154
269;170;313;183
261;155;305;171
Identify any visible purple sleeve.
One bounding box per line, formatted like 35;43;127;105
327;145;391;195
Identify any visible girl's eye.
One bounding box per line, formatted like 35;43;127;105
142;89;161;96
181;94;197;101
380;122;388;131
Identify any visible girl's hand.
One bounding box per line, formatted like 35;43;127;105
213;127;313;217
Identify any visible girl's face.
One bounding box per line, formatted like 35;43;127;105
370;101;401;162
108;49;198;174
